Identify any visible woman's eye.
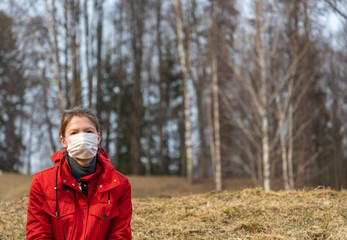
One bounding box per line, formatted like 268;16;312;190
71;132;77;135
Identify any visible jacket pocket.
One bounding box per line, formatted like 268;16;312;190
42;199;75;218
87;202;119;239
89;202;119;221
42;199;75;240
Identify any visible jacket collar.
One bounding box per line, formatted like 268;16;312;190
51;147;120;192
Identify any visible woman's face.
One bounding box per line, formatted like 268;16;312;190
60;116;101;149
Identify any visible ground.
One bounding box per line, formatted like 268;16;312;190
0;173;262;201
0;173;346;239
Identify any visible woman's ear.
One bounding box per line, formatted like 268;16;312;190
97;132;101;145
60;136;68;148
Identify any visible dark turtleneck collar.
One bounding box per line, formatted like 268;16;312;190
68;155;97;182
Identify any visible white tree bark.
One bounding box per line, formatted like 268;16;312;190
217;0;315;191
211;26;222;191
175;0;193;184
277;95;290;190
44;0;64;114
288;102;295;189
207;92;216;179
255;0;271;191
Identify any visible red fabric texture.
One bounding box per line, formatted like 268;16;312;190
26;147;132;240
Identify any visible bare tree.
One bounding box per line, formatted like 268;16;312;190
324;33;347;189
156;0;167;175
218;0;317;190
325;0;347;21
0;11;27;172
174;0;193;183
128;0;145;174
189;0;209;180
83;0;93;107
69;0;82;107
207;3;223;190
112;1;125;169
44;0;64;114
254;0;270;191
95;0;103;118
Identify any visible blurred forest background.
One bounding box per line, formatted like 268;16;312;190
0;0;346;191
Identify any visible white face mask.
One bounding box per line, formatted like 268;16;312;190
64;132;99;159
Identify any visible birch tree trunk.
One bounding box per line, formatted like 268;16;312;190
288;92;295;189
207;91;216;180
191;0;208;180
44;0;64;114
208;10;222;190
211;30;222;191
255;0;271;191
276;95;289;190
196;85;208;179
175;0;193;184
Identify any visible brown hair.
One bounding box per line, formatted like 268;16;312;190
59;106;100;137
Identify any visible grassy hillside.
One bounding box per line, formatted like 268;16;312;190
0;174;34;201
0;173;261;201
1;188;346;239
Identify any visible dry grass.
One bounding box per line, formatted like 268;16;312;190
0;196;28;240
1;188;346;239
0;173;260;201
0;174;33;201
132;188;347;239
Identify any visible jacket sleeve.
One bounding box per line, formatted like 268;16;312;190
107;177;132;240
26;173;53;240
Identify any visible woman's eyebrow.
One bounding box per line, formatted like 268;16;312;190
84;127;96;131
68;129;79;132
68;127;95;133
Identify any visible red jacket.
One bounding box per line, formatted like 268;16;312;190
26;147;132;240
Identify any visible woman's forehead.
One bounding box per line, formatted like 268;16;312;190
66;116;97;129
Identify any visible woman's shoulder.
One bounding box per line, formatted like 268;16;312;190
110;172;131;201
33;165;57;178
29;166;59;198
30;166;58;190
114;171;131;187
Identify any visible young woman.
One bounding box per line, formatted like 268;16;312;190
27;106;132;240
